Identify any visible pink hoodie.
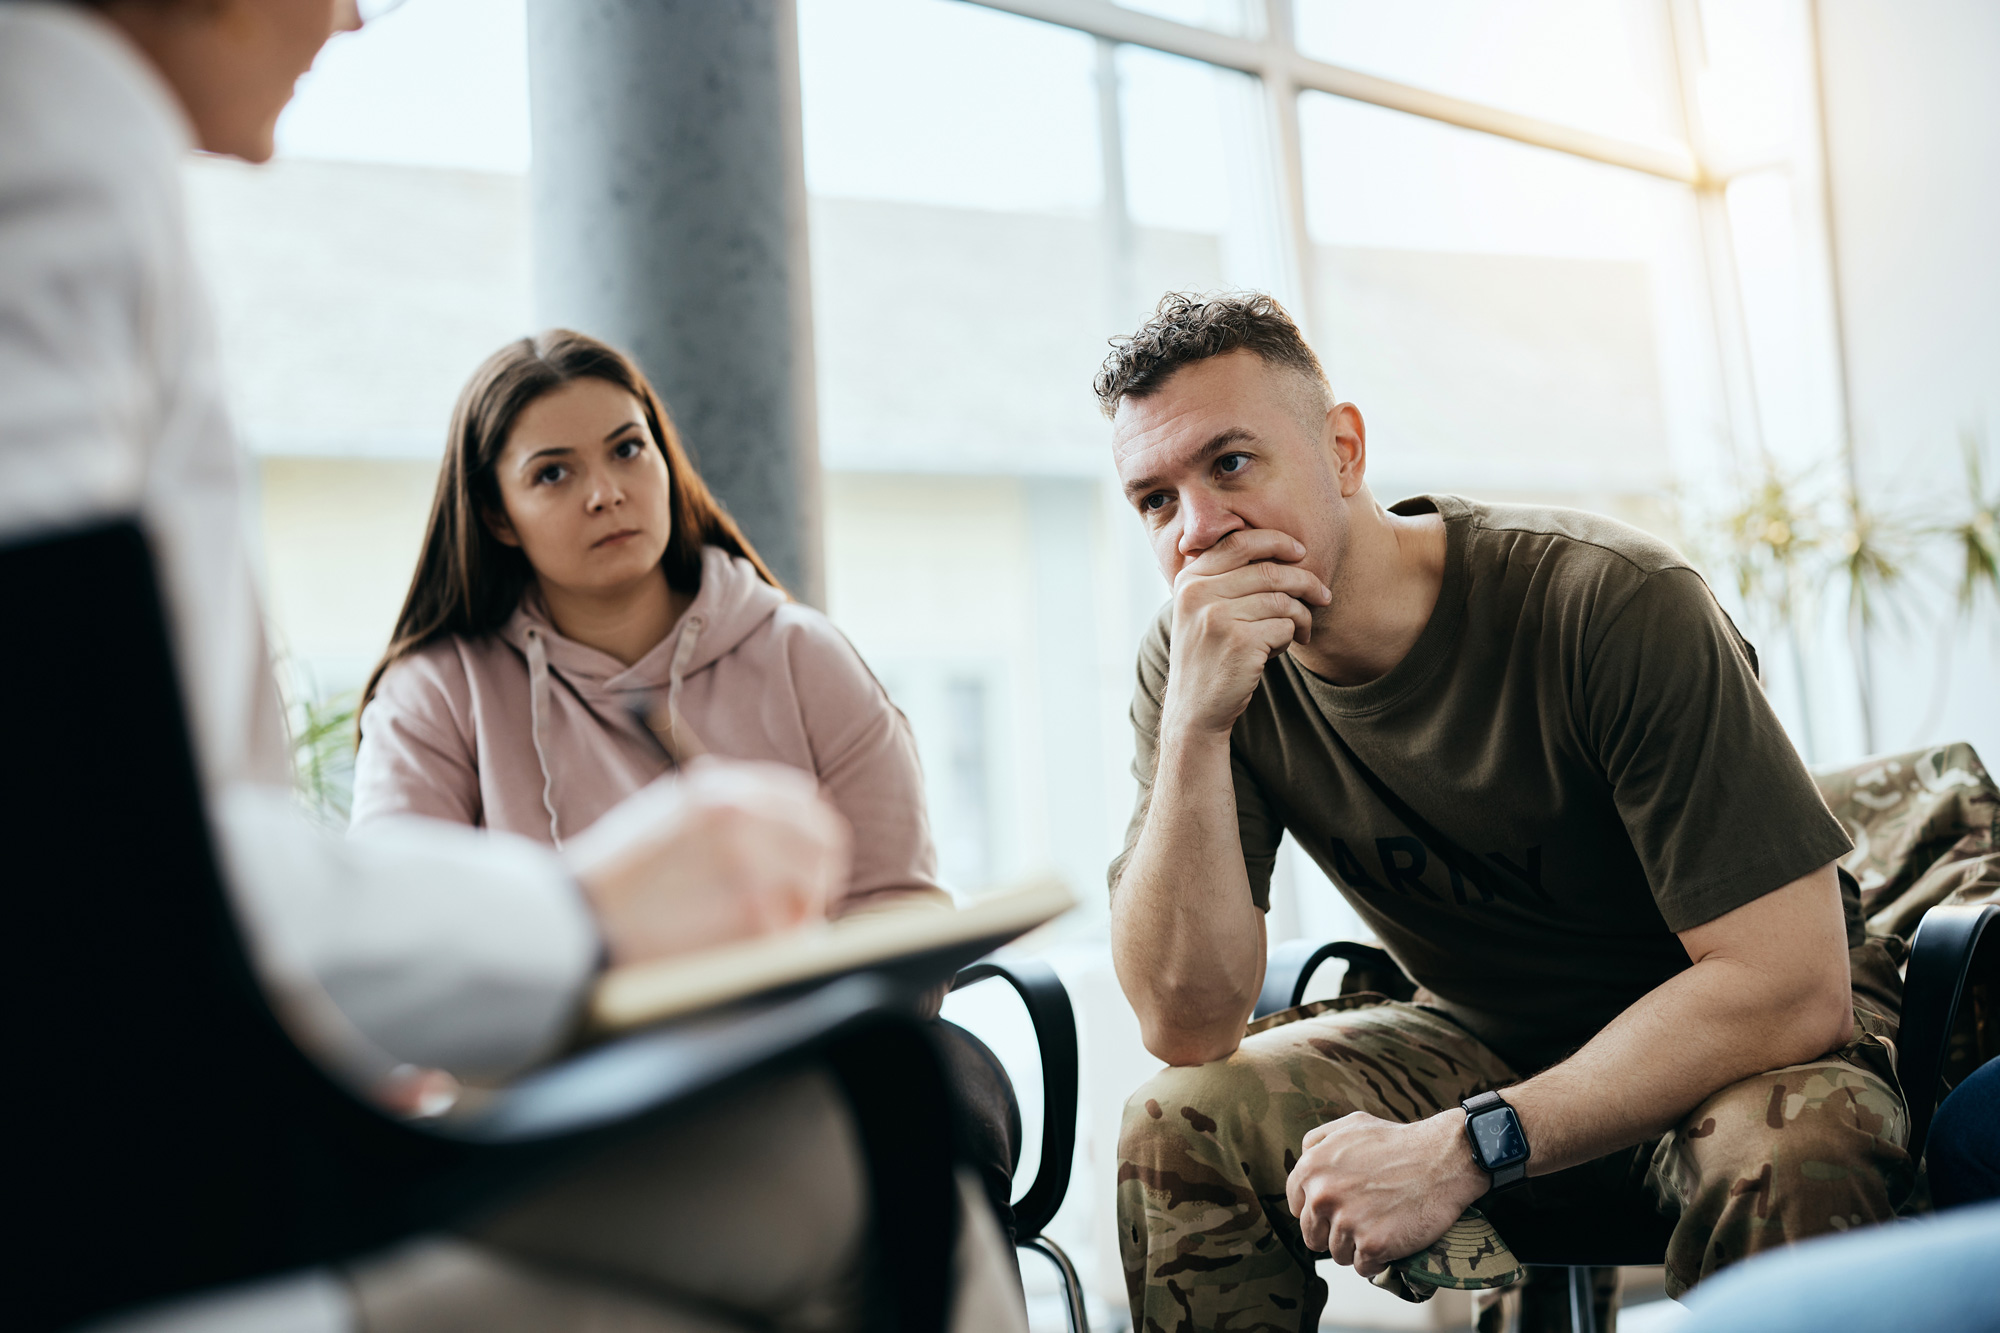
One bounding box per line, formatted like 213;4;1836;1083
350;545;947;917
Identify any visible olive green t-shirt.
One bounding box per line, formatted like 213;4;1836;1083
1113;495;1852;1073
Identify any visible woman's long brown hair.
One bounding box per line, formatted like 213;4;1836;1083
359;329;781;725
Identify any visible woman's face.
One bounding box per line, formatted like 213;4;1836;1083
486;378;675;596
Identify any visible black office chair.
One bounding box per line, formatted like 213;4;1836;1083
952;959;1088;1333
1256;900;2000;1333
4;522;966;1333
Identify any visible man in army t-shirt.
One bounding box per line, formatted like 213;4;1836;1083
1099;294;1907;1332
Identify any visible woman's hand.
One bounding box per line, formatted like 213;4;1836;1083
566;758;849;967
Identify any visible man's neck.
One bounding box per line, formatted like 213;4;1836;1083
538;567;691;668
1290;502;1448;687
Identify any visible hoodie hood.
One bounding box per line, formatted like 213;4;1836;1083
495;545;787;842
499;545;787;695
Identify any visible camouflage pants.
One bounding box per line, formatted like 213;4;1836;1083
1116;996;1911;1333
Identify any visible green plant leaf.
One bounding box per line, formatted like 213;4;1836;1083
1945;430;2000;619
1836;486;1919;634
289;686;359;829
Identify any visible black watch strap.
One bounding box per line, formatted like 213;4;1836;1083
1461;1090;1530;1190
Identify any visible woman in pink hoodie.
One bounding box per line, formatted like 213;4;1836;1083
353;330;940;917
351;329;1021;1239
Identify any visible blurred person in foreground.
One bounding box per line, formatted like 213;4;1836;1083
1102;294;1906;1331
1675;1196;2000;1333
349;328;1021;1241
0;2;1022;1331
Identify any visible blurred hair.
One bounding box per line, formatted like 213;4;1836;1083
360;329;780;721
1093;291;1332;422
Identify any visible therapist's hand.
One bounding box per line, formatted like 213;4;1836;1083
566;758;849;967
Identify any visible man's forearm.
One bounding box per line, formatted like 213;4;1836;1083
1503;952;1855;1177
1284;871;1854;1272
1112;727;1267;1066
1325;949;1858;1249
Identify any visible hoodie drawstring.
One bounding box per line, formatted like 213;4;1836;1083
658;614;708;764
527;610;714;836
524;627;563;845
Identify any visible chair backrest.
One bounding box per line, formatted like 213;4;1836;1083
1254;940;1415;1020
952;958;1077;1240
1899;903;2000;1163
2;522;467;1332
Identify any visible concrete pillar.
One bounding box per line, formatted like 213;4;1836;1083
526;0;823;602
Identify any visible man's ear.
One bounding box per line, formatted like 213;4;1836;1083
482;505;523;549
1328;403;1367;498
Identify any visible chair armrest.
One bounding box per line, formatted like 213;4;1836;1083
457;973;912;1144
1254;939;1403;1020
1897;903;1999;1163
953;958;1077;1241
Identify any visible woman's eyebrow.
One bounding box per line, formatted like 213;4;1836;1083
603;421;643;443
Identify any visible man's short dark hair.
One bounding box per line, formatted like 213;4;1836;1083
1093;291;1332;421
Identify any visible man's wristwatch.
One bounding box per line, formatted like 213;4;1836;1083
1461;1090;1531;1191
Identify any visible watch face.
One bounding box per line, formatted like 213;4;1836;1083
1470;1108;1529;1169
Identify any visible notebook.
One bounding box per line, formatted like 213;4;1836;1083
591;875;1075;1031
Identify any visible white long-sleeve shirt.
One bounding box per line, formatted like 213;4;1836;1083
0;2;598;1082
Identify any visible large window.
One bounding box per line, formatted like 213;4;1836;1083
931;0;1880;771
1294;0;1682;145
1296;92;1708;526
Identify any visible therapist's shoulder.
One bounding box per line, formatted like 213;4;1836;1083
0;6;206;539
0;7;188;203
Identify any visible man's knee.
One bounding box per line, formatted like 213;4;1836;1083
1120;1058;1248;1163
1116;1054;1328;1323
1670;1062;1910;1219
1119;1048;1307;1165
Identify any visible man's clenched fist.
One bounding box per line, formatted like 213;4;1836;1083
1286;1110;1488;1277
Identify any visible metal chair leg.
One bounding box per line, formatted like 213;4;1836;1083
1021;1235;1090;1333
1566;1264;1598;1333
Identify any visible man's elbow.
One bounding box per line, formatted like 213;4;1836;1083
1129;980;1251;1066
1781;969;1854;1062
1141;1017;1242;1068
1808;975;1855;1054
